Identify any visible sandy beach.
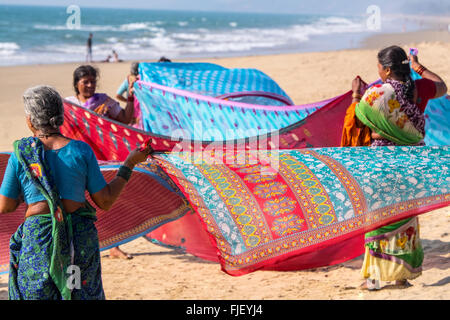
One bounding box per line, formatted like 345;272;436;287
0;29;449;300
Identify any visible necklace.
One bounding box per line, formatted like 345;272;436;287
37;132;63;139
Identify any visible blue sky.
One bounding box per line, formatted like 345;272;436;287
0;0;449;15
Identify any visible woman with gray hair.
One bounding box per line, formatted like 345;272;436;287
0;85;153;300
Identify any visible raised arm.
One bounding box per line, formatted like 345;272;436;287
113;78;136;124
115;93;127;103
410;54;448;98
90;145;152;211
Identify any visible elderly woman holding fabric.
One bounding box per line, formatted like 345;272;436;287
342;46;447;290
0;85;152;299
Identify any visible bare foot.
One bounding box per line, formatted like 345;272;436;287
109;246;133;260
394;280;412;288
360;279;381;291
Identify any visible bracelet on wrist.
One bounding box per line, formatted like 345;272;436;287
117;165;132;182
352;92;362;99
414;65;427;76
127;95;134;102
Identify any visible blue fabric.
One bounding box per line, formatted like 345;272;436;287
134;62;324;139
138;62;292;100
0;140;106;204
134;82;317;138
411;70;450;146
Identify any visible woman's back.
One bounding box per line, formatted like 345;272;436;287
1;139;106;205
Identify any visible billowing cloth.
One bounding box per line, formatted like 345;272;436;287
410;70;450;146
61;90;352;162
424;94;450;146
355;81;425;146
133;80;327;138
0;153;190;276
138;62;292;102
155;147;450;275
133;62;341;137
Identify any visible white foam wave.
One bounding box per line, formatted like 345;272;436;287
0;42;20;56
96;15;366;58
119;22;151;31
34;22;165;32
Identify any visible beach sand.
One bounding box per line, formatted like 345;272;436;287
0;29;449;300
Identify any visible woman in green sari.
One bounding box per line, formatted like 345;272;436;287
348;46;447;290
0;85;152;299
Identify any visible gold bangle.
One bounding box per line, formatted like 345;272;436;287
414;65;426;76
352;92;362;99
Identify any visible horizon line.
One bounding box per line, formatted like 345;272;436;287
0;3;330;16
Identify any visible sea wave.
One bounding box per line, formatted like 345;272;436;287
3;15;369;65
33;21;165;32
0;42;20;56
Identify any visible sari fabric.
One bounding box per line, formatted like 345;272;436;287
340;102;371;147
355;81;425;146
8;137;101;300
155;147;449;275
9;207;104;300
361;217;423;281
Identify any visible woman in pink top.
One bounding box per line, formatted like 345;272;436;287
66;65;135;125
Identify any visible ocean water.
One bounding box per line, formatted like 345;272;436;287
0;5;420;66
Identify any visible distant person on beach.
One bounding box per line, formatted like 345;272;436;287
341;45;447;291
0;85;152;299
112;50;123;63
65;65;138;260
86;33;93;63
158;56;172;62
102;55;112;63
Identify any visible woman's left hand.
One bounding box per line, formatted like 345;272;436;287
123;145;153;168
